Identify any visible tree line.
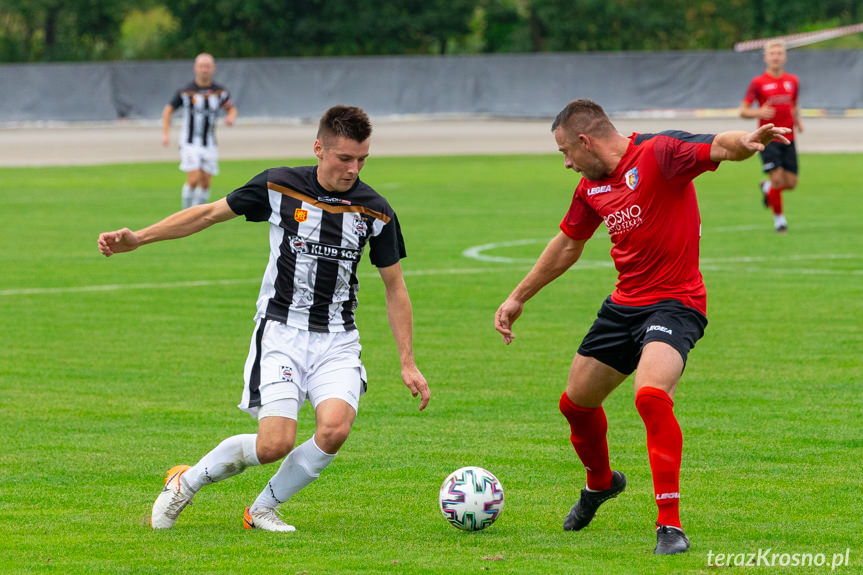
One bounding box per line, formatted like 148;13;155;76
1;0;860;63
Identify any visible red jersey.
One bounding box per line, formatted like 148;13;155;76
559;132;718;315
743;72;799;141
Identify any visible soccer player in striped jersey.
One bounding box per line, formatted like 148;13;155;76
494;99;789;555
162;53;238;209
739;40;803;233
99;105;429;533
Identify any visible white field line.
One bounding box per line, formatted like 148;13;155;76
0;278;262;296
462;237;862;266
2;240;860;297
0;267;536;297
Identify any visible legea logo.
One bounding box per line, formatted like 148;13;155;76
587;185;612;196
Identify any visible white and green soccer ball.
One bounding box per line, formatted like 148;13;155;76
439;466;504;531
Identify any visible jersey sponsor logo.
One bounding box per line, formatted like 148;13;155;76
352;214;368;237
647;324;673;335
587;184;612;196
767;94;794;105
603;204;643;235
625;167;639;190
286;235;362;262
656;492;680;500
280;365;295;383
318;195;352;205
294;208;309;223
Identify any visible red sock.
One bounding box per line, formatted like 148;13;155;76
559;392;613;491
768;186;784;215
635;386;682;529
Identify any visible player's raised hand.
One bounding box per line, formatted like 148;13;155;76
402;365;430;410
97;228;140;257
494;298;523;345
744;123;791;152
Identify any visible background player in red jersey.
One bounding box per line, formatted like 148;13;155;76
494;99;789;555
739;40;802;232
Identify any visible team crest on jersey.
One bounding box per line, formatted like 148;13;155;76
353;215;368;237
784;81;793;91
625;167;639;191
289;236;308;254
279;365;295;383
294;208;309;223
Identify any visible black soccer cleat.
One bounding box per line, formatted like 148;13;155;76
563;470;626;531
760;181;770;208
654;524;690;555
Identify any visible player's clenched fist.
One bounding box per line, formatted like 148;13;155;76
97;228;140;257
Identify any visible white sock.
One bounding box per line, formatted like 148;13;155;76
193;186;209;205
774;214;787;228
251;435;336;510
181;184;193;209
181;434;260;493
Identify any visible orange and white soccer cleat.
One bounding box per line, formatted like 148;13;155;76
243;506;296;532
151;465;193;529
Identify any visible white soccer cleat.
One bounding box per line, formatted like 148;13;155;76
243;506;296;532
151;465;194;529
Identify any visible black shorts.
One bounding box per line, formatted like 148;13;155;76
577;297;708;375
759;140;798;174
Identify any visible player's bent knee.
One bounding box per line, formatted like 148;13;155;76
314;421;352;453
256;438;294;464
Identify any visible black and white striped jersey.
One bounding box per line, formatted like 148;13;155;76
226;166;406;333
169;82;232;147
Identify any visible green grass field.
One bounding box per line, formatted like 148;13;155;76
1;152;860;574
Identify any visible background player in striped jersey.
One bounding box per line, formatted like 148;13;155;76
161;53;238;209
99;105;429;533
494;99;789;554
739;40;802;233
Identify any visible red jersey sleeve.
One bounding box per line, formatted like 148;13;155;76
651;132;718;182
743;78;760;105
560;185;602;240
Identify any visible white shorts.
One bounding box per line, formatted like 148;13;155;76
238;318;367;420
179;144;219;175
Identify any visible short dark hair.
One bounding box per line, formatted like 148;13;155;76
551;99;616;137
317;105;372;144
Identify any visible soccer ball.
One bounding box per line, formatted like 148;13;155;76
439;466;504;531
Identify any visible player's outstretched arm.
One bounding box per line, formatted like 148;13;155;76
97;198;238;257
495;232;586;345
379;262;430;410
709;124;791;162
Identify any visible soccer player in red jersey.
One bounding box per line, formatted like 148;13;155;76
740;40;803;232
494;99;789;555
